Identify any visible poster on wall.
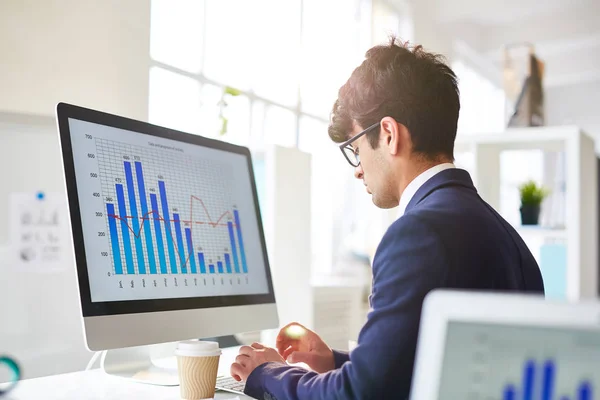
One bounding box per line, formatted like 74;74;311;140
9;191;69;272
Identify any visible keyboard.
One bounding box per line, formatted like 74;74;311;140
216;375;246;395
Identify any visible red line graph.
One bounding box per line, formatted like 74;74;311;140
111;214;230;227
108;196;236;270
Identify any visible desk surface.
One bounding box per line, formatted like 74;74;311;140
8;346;253;399
8;369;251;399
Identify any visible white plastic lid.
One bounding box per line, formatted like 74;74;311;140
174;340;222;357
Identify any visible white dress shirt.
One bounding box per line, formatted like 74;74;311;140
396;163;456;217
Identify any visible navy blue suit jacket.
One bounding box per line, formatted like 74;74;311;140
244;168;544;400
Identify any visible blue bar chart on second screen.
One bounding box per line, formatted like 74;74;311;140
95;138;249;288
502;359;594;400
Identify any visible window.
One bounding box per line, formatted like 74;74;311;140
149;0;373;275
150;0;204;73
300;0;369;118
148;67;202;134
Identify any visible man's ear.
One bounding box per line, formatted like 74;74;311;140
380;117;402;156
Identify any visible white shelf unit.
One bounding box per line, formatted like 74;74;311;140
513;226;567;240
455;126;598;300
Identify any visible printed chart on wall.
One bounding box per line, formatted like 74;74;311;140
9;191;69;272
68;119;270;303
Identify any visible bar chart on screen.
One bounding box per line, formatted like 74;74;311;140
68;118;270;303
502;359;593;400
91;137;250;292
437;322;600;400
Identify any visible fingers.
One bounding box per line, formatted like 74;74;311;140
287;351;314;365
277;340;298;356
276;322;308;343
239;343;265;356
277;323;309;346
277;337;301;355
235;354;249;367
282;345;295;360
239;345;255;356
279;322;308;332
230;362;244;382
276;323;305;354
276;322;304;341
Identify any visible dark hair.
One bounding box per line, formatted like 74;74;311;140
328;36;460;160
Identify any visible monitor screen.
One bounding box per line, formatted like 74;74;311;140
437;321;600;400
58;104;275;318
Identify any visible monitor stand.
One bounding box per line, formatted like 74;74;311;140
100;345;179;386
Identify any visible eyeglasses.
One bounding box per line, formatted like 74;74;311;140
338;122;380;167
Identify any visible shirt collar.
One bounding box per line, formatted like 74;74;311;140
397;163;456;217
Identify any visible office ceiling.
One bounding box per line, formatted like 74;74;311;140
398;0;600;87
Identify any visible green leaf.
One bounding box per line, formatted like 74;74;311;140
219;116;228;136
224;86;241;96
518;180;550;206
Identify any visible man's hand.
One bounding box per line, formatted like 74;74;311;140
276;322;335;373
230;342;285;382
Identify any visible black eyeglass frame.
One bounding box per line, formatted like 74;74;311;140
338;122;380;167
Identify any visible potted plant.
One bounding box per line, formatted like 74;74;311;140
218;86;242;136
518;180;549;225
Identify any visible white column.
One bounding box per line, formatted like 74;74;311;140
263;145;314;336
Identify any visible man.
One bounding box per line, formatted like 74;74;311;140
230;37;545;399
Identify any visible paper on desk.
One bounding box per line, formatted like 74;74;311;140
8;191;70;272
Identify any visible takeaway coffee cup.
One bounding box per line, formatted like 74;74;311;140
175;340;222;400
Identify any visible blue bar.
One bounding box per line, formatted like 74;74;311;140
134;161;156;274
159;181;178;274
227;221;240;273
150;194;167;274
578;382;592;400
225;253;232;273
184;228;197;274
198;252;206;274
503;385;516;400
209;264;215;274
217;261;224;274
116;184;134;274
233;210;248;273
173;213;187;273
124;161;146;274
542;360;555;400
106;203;123;275
522;360;535;400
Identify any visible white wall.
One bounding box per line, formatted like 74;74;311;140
0;114;87;380
545;81;600;152
0;0;150;120
0;0;151;379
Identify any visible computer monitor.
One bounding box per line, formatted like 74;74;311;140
411;290;600;400
56;103;278;383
